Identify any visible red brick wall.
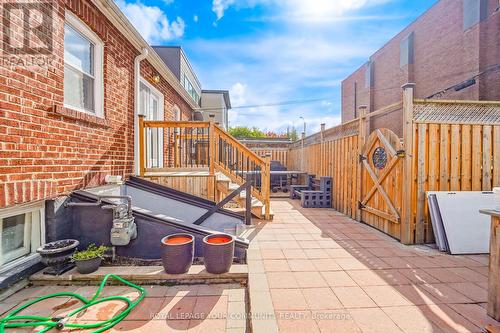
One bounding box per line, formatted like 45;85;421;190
341;0;500;135
0;0;193;208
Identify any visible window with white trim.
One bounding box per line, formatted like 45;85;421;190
0;202;45;269
64;11;104;116
182;74;200;104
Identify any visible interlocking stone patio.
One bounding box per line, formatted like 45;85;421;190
3;199;500;332
0;283;246;332
246;199;500;333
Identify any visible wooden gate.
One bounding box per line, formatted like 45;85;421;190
360;129;404;240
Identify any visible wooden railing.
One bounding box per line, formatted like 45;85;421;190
213;124;271;218
138;116;271;219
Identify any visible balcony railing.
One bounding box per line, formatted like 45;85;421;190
138;116;271;219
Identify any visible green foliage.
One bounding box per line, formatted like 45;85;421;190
228;126;266;139
287;126;299;141
72;244;109;261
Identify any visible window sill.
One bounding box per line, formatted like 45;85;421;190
53;105;110;127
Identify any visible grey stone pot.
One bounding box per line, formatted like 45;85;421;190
202;234;235;274
37;239;79;275
161;233;194;274
75;257;102;274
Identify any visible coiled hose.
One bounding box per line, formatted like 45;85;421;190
0;274;146;333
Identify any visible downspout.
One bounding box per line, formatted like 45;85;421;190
133;48;149;175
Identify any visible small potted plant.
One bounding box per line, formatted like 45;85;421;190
202;233;235;274
161;233;194;274
72;244;109;274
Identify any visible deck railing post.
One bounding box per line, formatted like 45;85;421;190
301;132;305;171
209;115;215;176
263;154;271;220
138;115;145;177
355;106;367;221
401;83;416;244
208;115;216;202
320;123;325;176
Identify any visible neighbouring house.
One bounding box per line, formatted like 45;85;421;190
153;46;233;128
201;90;231;130
341;0;500;135
0;0;203;281
153;46;202;108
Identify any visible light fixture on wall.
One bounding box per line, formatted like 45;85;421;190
151;75;160;84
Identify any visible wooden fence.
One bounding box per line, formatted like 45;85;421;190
288;123;360;219
411;99;500;243
284;85;500;244
252;148;289;166
240;139;291;166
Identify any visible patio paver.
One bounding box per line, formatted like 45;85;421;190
247;199;500;333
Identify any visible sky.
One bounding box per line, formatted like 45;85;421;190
117;0;437;135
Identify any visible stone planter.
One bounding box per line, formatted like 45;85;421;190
160;233;194;274
75;257;102;274
37;239;79;275
202;234;235;274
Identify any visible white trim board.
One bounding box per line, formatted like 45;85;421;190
427;191;496;254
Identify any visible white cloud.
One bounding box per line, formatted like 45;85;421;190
193;15;199;22
187;31;388;133
211;0;392;20
116;0;185;43
212;0;236;20
230;82;247;106
196;0;402;133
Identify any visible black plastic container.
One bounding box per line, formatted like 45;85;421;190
161;233;194;274
75;257;102;274
202;234;235;274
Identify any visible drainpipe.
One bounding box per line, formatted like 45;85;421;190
133;48;149;176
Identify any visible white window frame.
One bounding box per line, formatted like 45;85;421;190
0;201;45;273
139;78;165;120
173;105;181;121
64;10;104;118
140;78;165;168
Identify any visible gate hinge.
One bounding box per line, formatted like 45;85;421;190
358;201;365;209
358;154;366;163
396;150;406;157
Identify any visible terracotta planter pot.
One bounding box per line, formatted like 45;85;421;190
161;233;194;274
202;234;235;274
75;257;102;274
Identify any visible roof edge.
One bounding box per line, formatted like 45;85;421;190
91;0;199;110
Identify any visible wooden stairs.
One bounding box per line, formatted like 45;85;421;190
138;118;272;221
216;173;273;220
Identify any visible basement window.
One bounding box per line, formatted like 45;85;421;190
63;11;104;117
0;202;45;271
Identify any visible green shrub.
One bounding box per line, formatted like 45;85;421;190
72;244;109;261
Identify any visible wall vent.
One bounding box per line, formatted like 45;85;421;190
365;61;373;89
400;32;414;68
463;0;488;30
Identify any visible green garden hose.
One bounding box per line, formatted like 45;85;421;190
0;274;146;333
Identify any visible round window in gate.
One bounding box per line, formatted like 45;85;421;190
372;147;387;169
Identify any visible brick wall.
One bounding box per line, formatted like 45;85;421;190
341;0;500;136
0;0;193;208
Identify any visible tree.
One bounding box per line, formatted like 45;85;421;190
287;126;299;141
228;126;266;139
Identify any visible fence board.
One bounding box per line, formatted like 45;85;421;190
461;125;472;190
483;126;492;190
472;125;482;190
494;127;500;187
